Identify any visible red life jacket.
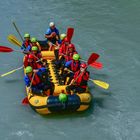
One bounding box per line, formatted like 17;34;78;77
28;62;38;69
65;51;77;62
28;74;41;86
24;60;41;69
32;53;42;61
70;60;80;72
23;40;30;48
59;44;68;55
74;70;89;88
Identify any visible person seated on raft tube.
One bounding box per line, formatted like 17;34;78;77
24;66;54;96
56;43;78;71
64;44;78;62
59;37;71;56
21;33;31;52
59;33;67;44
31;46;42;61
53;33;67;62
24;54;42;69
62;54;81;85
56;37;71;68
28;37;42;52
66;63;90;94
45;22;60;50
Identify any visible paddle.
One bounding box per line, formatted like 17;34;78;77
7;35;43;61
8;34;22;47
22;97;29;105
87;53;99;65
0;66;23;77
22;72;36;105
0;46;13;52
67;53;109;89
89;61;103;69
0;46;24;53
80;59;103;69
12;21;24;41
70;53;99;84
89;79;109;89
67;27;74;42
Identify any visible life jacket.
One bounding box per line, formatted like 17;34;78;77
30;42;41;51
24;60;41;69
74;70;89;88
70;60;80;72
65;51;77;62
32;53;42;61
23;40;30;48
28;74;41;86
59;44;68;55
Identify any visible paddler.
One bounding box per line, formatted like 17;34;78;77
45;22;60;50
21;33;31;52
29;37;42;52
62;54;81;85
66;63;89;94
23;54;42;69
24;66;54;95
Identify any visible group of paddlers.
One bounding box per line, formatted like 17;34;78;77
23;22;89;96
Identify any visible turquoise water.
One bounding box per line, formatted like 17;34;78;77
0;0;140;140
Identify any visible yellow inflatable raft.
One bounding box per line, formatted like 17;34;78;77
25;51;92;115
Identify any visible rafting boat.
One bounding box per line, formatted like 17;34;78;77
24;50;92;115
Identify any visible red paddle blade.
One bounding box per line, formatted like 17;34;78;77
22;97;29;105
0;46;13;52
87;53;99;65
90;61;103;69
67;27;74;42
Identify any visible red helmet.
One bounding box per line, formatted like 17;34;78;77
28;54;34;59
68;44;74;49
64;37;70;43
80;63;87;68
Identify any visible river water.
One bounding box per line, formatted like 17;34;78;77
0;0;140;140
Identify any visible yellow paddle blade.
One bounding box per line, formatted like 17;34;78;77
0;70;16;77
92;79;109;89
7;34;22;47
0;66;23;77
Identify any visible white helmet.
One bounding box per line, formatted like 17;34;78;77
49;22;55;27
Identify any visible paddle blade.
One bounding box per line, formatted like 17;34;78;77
22;97;29;105
90;61;103;69
0;46;13;53
0;70;16;77
93;80;109;89
0;66;23;77
67;27;74;42
87;53;99;65
7;34;22;47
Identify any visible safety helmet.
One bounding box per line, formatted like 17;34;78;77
60;33;66;40
73;54;80;61
68;44;74;49
49;22;55;27
59;93;67;102
80;63;87;68
24;33;30;38
28;54;34;59
64;37;69;43
31;46;38;51
31;37;37;43
25;66;33;74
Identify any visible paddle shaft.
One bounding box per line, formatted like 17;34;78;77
12;21;24;41
27;72;35;94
